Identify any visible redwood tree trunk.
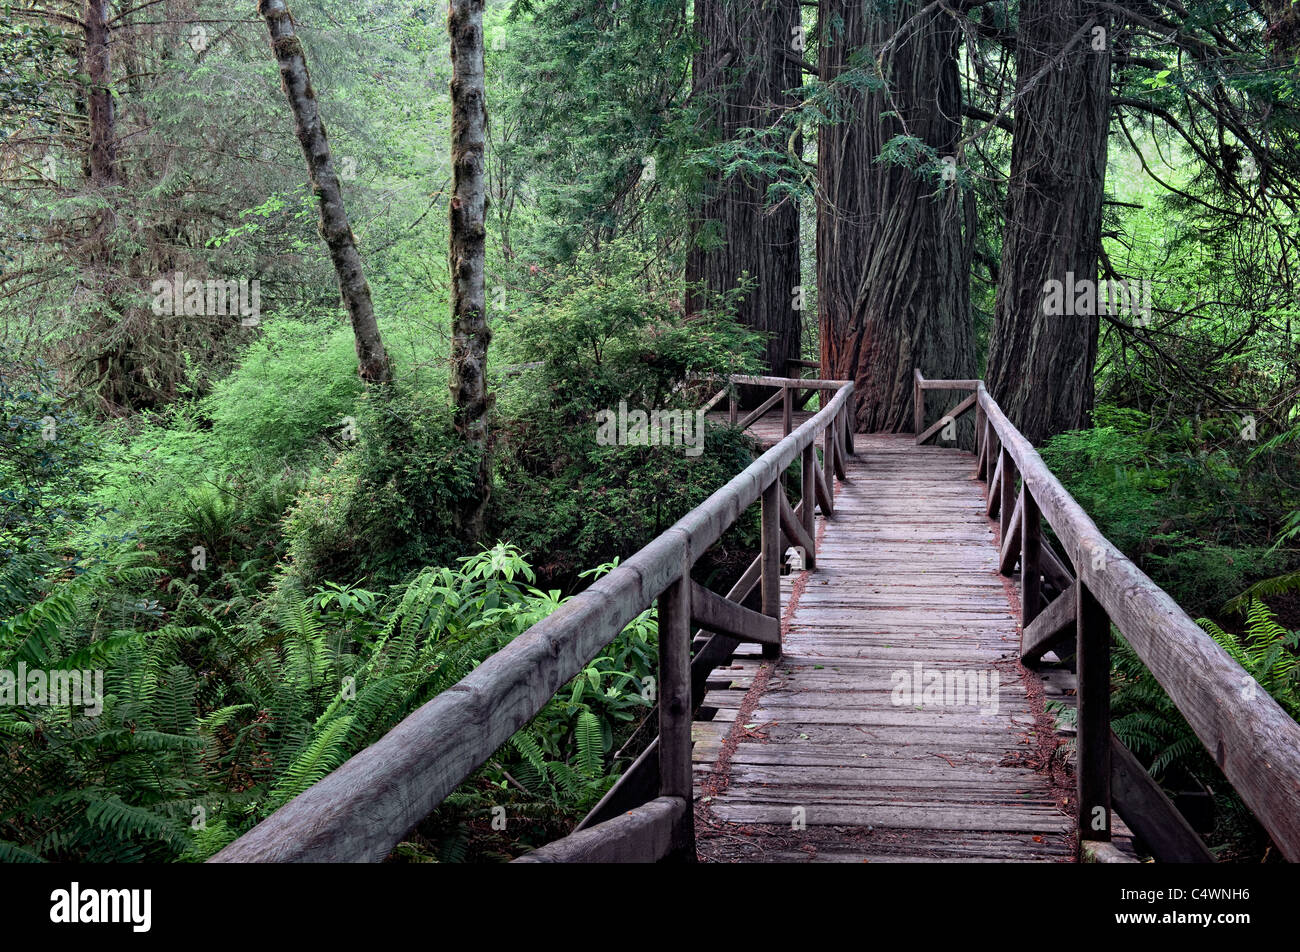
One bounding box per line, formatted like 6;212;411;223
85;0;117;190
260;0;392;384
816;0;976;433
448;0;491;538
686;0;802;395
985;0;1111;444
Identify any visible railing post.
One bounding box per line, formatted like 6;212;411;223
1021;489;1041;626
999;447;1015;542
657;572;695;860
728;384;738;426
845;391;855;455
782;384;793;437
974;400;986;474
839;401;851;464
1077;577;1112;847
800;442;817;569
823;415;836;509
913;369;924;439
761;480;783;659
978;416;992;480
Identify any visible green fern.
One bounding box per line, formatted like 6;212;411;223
1225;568;1300;613
267;716;355;809
1113;598;1300;783
1197;599;1299;719
575;709;604;777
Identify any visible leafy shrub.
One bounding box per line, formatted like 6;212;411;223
490;242;765;582
282;382;483;589
204;319;364;471
1039;410;1289;615
0;352;102;559
0;351;105;617
69;318;367;583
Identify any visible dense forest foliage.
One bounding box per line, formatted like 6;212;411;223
1;0;1298;863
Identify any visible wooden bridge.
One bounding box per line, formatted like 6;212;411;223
212;372;1300;864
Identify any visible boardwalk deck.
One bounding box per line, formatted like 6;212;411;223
693;432;1091;863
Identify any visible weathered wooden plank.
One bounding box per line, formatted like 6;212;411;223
1110;733;1214;863
707;803;1071;833
695;372;849;391
998;492;1023;576
1021;489;1042;627
823;416;837;508
916;392;977;445
1040;542;1074;592
1081;841;1139;864
760;480;783;660
738;386;786;431
513;797;687;863
913;368;924;437
1021;580;1077;665
1076;580;1110;846
658;573;693;824
999;447;1016;541
801;443;817;563
689;580;779;647
986;451;1004;519
814;458;834;518
779;487;815;562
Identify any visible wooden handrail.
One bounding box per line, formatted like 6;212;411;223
211;375;853;863
919;372;1300;862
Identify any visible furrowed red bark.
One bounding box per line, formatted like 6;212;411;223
448;0;491;538
686;0;803;400
985;0;1110;444
816;0;976;434
259;0;391;384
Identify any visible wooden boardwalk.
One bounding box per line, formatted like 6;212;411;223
693;432;1080;862
218;375;1299;865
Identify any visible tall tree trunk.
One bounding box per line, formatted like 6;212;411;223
985;1;1110;444
83;0;127;410
816;0;975;433
84;0;117;190
686;0;802;397
259;0;392;384
448;0;491;538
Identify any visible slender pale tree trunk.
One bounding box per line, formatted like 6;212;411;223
259;0;391;383
985;1;1110;444
686;0;803;400
448;0;491;538
816;0;976;433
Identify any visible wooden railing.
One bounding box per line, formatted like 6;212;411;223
211;374;854;863
916;369;1300;863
